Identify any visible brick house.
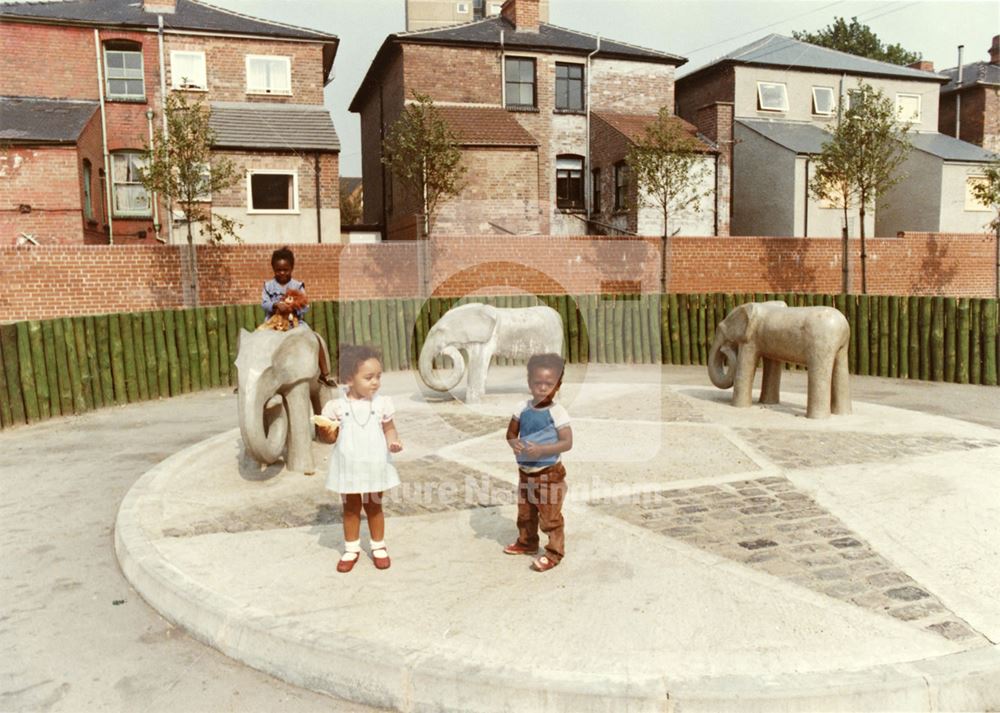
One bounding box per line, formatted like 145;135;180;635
350;0;722;239
0;0;340;246
939;35;1000;153
675;34;996;237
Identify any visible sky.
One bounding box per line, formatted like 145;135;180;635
24;0;999;175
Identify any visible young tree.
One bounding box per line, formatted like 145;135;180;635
809;82;912;293
339;182;363;226
626;107;711;291
793;16;921;65
141;93;240;244
382;92;466;238
969;159;1000;297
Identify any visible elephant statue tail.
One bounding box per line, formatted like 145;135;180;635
418;341;466;392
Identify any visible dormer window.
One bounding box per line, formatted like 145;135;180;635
104;42;145;100
170;51;207;90
756;81;788;112
246;55;291;95
811;86;835;116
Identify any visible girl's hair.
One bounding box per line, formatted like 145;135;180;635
338;344;382;382
527;353;565;380
271;246;295;267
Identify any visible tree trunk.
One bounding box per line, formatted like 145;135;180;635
842;203;850;294
859;202;868;294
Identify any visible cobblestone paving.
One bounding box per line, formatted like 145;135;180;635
163;457;513;537
591;477;986;644
737;430;1000;469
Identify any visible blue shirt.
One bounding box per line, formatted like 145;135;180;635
512;400;571;469
261;278;308;321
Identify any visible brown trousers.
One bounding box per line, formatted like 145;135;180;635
515;462;567;562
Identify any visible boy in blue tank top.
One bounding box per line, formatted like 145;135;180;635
503;353;573;572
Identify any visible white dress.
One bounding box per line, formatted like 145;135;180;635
322;392;401;494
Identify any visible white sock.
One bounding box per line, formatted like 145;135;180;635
370;539;387;556
341;539;360;561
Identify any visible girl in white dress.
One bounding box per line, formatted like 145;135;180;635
315;345;402;573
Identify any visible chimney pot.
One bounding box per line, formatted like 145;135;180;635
990;35;999;65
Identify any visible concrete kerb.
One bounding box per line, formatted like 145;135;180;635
114;377;1000;713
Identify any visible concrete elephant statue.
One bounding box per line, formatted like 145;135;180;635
419;303;563;402
235;325;332;474
708;301;851;419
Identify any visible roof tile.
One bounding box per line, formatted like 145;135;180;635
435;105;538;147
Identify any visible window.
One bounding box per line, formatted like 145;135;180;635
189;163;212;202
965;176;993;211
111;152;151;216
489;2;503;13
556;155;584;209
473;0;484;18
505;57;535;108
170;51;207;90
555;63;584;111
812;86;835;116
248;170;298;212
104;44;144;100
456;2;469;13
614;161;629;211
895;93;921;123
756;81;788;112
846;89;863;111
82;160;94;221
246;55;291;95
592;168;601;213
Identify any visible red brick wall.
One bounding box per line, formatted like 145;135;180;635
212;151;339;210
2;232;995;321
402;44;501;104
939;86;1000;152
0;147;84;245
164;35;326;104
76;110;108;243
589;113;636;232
675;65;735;125
0;22;99;99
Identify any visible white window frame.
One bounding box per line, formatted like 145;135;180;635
756;81;788;112
965;175;993;212
82;160;94;221
456;2;469;13
170;50;207;90
811;86;836;116
247;169;299;214
489;2;503;14
104;47;145;100
245;55;292;96
895;93;921;124
111;152;152;217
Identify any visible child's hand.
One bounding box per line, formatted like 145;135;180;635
520;441;543;459
315;424;338;443
388;440;403;453
508;438;524;454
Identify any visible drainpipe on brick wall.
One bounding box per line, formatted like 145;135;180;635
713;153;719;235
956;46;964;139
94;29;114;245
158;15;175;244
585;36;600;226
803;156;810;238
500;30;506;107
146;109;161;238
314;153;323;243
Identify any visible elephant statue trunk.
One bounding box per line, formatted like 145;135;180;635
708;331;737;390
418;336;465;392
238;369;287;464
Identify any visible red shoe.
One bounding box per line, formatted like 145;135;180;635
503;542;538;555
372;546;391;570
336;553;359;573
532;555;559;572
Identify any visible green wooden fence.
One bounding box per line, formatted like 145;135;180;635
1;293;997;429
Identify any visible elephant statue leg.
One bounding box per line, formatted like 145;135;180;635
284;380;316;473
732;348;758;408
465;344;492;403
759;358;782;404
805;356;834;419
831;346;852;416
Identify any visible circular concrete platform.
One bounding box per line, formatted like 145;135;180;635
115;367;1000;712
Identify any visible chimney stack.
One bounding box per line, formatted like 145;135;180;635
143;0;176;13
907;59;935;72
501;0;540;32
990;35;999;65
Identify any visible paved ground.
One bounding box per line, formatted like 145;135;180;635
3;365;1000;712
